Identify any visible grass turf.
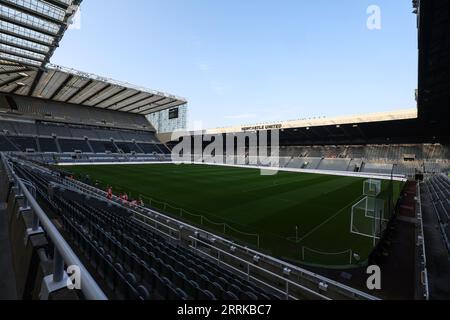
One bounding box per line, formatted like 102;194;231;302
64;163;404;268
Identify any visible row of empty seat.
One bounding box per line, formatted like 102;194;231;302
0;120;157;143
423;175;450;246
279;144;449;161
13;163;278;300
0;135;170;155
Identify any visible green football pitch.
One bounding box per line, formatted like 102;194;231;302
64;163;404;269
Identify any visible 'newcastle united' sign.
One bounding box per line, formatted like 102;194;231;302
241;124;282;132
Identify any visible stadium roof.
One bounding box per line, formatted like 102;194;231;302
0;0;81;68
0;0;187;115
204;109;418;134
0;62;188;115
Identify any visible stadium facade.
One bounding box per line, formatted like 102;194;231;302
0;0;448;301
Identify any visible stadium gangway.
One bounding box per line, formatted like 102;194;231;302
51;164;381;300
1;154;108;300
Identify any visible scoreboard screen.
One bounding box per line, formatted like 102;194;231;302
169;107;179;119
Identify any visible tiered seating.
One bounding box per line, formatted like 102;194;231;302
8;136;37;151
317;159;350;171
424;175;450;241
347;159;362;172
116;142;141;154
38;123;72;137
393;162;417;177
0;135;18;151
361;163;393;174
58;139;91;153
424;144;448;159
14;164;278;300
90;140;118;153
138;143;163;154
157;144;171;155
95;129;123;140
0;120;17;134
68;125;100;139
302;157;322;169
38;138;59;152
0;117;172;154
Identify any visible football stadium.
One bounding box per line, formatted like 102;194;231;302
0;0;449;305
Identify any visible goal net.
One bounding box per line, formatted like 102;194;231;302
351;196;386;245
363;179;381;197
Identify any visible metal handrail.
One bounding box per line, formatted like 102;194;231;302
2;154;107;300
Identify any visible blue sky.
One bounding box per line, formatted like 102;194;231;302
52;0;418;129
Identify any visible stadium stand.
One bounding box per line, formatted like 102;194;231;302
38;138;59;153
58;139;92;153
0;95;172;156
10;159;280;300
175;141;448;178
0;0;449;302
423;175;450;248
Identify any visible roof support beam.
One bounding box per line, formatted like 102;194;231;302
49;74;73;99
0;73;29;89
43;1;83;69
0;38;48;56
0;13;58;38
27;69;44;96
0;56;40;68
0;48;44;63
0;0;64;25
0;67;29;75
115;94;154;111
104;91;142;109
126;96;168;113
79;84;111;105
66;79;94;102
92;88;127;107
10;83;24;94
0;28;52;47
137;99;182;114
42;0;70;11
139;103;186;115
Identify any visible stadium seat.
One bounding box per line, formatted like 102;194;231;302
200;290;216;300
137;285;151;300
224;291;239;300
242;291;258;300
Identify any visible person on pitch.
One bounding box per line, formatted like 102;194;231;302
107;186;113;200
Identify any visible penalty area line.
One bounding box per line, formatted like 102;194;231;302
296;196;364;243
